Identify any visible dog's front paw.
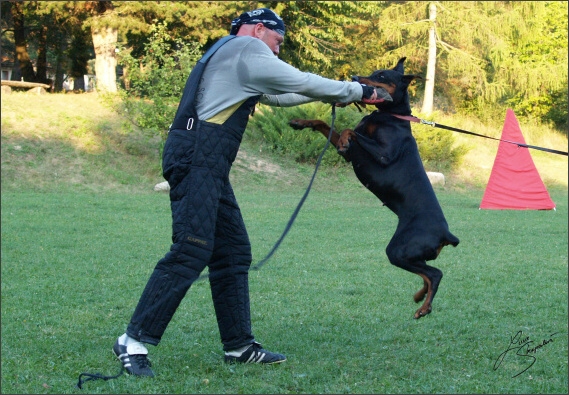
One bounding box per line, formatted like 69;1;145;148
337;131;353;153
288;119;311;130
336;140;351;153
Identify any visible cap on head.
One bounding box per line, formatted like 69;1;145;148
230;8;285;36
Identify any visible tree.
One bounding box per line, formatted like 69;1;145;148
2;1;564;129
371;1;568;128
421;2;437;115
82;1;249;92
85;1;118;92
111;21;202;154
1;1;93;91
276;2;388;78
8;2;37;82
68;24;92;91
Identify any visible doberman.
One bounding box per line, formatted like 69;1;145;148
289;58;460;319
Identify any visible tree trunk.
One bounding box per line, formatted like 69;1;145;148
421;2;437;115
36;24;49;84
53;33;67;93
11;2;37;82
91;25;118;92
70;28;91;92
74;76;86;92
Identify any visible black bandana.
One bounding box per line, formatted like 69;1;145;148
230;8;285;36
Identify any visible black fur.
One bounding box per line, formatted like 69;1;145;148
289;58;459;319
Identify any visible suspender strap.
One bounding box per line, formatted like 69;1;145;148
171;35;237;131
200;35;237;64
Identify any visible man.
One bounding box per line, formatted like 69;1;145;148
113;8;391;377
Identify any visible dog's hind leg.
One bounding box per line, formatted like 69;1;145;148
411;263;443;319
386;240;443;319
413;278;428;303
410;242;456;316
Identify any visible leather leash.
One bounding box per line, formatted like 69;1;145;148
193;104;337;281
76;107;338;389
390;113;568;156
250;105;337;271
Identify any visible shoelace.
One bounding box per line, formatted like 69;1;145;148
131;354;152;369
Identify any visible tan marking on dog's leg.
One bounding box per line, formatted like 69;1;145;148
289;119;341;146
413;278;428;303
337;129;355;152
414;274;433;319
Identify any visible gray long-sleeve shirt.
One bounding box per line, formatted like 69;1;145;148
195;36;364;124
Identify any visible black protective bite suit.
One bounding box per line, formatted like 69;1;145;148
126;36;261;352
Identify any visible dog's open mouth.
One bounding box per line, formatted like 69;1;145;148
352;75;396;99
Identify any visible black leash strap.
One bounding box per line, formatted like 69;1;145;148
193;105;337;282
391;113;568;156
76;366;124;390
251;105;336;271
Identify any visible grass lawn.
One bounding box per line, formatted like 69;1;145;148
1;187;567;394
1;92;567;393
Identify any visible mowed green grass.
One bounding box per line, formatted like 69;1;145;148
1;186;567;394
1;91;567;393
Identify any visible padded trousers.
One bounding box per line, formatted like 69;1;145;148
126;120;254;351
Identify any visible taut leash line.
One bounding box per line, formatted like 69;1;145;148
390;113;568;156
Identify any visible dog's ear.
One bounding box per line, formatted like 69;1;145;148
402;74;422;86
393;57;407;73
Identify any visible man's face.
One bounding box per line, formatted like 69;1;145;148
259;27;284;56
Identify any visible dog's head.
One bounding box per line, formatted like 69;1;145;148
353;57;421;114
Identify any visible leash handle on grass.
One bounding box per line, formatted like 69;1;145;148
76;366;125;390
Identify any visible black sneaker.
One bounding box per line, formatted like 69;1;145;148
224;341;286;364
113;336;154;377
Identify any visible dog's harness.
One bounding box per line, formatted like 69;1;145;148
389;113;568;156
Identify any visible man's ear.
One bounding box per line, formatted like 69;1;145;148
253;23;266;38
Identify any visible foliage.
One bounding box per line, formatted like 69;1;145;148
372;1;568;131
113;22;201;146
247;102;469;171
247;102;352;167
275;2;389;78
3;1;566;133
412;113;470;172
